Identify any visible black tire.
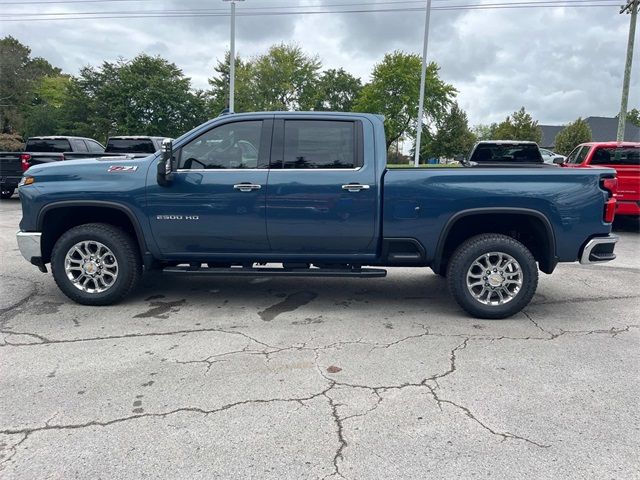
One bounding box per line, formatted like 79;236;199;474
51;223;141;306
1;188;15;199
446;234;538;319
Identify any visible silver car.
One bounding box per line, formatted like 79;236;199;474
540;148;565;165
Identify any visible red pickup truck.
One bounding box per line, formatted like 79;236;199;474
560;142;640;217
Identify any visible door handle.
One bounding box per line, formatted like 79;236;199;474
341;183;370;192
233;183;262;192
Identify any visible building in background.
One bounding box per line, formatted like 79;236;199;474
540;116;640;149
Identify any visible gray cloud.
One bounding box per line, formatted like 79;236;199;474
1;0;637;126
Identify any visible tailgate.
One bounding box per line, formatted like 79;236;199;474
615;165;640;202
0;153;22;177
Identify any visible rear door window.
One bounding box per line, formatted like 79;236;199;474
590;147;640;166
575;146;590;164
86;140;105;153
280;120;359;169
26;139;71;152
71;139;88;152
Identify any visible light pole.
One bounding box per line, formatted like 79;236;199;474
617;0;638;142
223;0;244;113
414;0;432;166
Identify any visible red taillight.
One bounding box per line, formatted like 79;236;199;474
20;153;31;172
601;177;618;223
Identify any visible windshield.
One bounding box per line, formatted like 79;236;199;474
470;144;542;163
26;139;71;152
106;139;157;154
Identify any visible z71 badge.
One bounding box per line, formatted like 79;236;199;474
108;165;138;172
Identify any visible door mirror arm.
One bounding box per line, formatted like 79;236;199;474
158;138;175;186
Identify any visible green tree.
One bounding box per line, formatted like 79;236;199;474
627;108;640;128
250;43;321;111
554;117;592;155
73;54;207;141
429;103;476;159
23;75;72;137
207;51;255;114
491;107;542;143
308;68;362;111
353;51;456;150
0;36;61;133
207;44;322;113
472;123;496;141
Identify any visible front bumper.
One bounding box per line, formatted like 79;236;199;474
16;231;42;263
580;234;619;264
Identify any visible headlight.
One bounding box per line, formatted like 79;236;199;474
18;176;35;187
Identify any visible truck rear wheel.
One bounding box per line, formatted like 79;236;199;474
446;234;538;319
51;223;141;306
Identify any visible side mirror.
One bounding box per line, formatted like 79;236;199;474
553;157;565;165
157;138;174;186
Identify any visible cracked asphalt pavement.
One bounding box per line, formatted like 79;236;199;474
1;198;639;479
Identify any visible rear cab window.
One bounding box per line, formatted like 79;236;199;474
470;143;542;163
590;146;640;166
273;120;362;169
26;138;71;152
106;139;157;154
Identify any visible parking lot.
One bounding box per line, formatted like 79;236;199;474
0;196;638;479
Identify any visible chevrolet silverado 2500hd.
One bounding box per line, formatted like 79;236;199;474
16;112;619;318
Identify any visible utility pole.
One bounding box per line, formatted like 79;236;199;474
414;0;433;166
617;0;638;142
223;0;244;113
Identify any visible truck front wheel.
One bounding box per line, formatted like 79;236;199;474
447;234;538;319
51;223;141;305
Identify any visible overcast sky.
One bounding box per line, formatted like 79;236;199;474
1;0;638;126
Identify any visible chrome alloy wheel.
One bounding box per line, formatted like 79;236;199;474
466;252;523;305
64;241;118;293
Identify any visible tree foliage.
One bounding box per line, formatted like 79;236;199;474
554;117;592;155
72;54;208;141
309;68;362;111
472;123;496;141
353;51;456;149
208;44;321;113
627;108;640;128
491;107;542;143
2;36;478;157
0;36;60;133
428;102;476;159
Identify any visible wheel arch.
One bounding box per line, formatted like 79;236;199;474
37;200;147;263
433;208;557;275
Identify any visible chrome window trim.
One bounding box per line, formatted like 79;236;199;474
175;167;364;173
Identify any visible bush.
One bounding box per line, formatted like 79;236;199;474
554;118;592;155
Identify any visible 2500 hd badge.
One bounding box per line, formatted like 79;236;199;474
156;215;199;220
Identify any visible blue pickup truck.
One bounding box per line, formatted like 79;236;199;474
16;112;619;318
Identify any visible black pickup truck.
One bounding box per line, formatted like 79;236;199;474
0;136;106;199
1;135;165;199
104;136;165;155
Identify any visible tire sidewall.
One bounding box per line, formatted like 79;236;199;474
51;225;135;305
448;236;538;319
